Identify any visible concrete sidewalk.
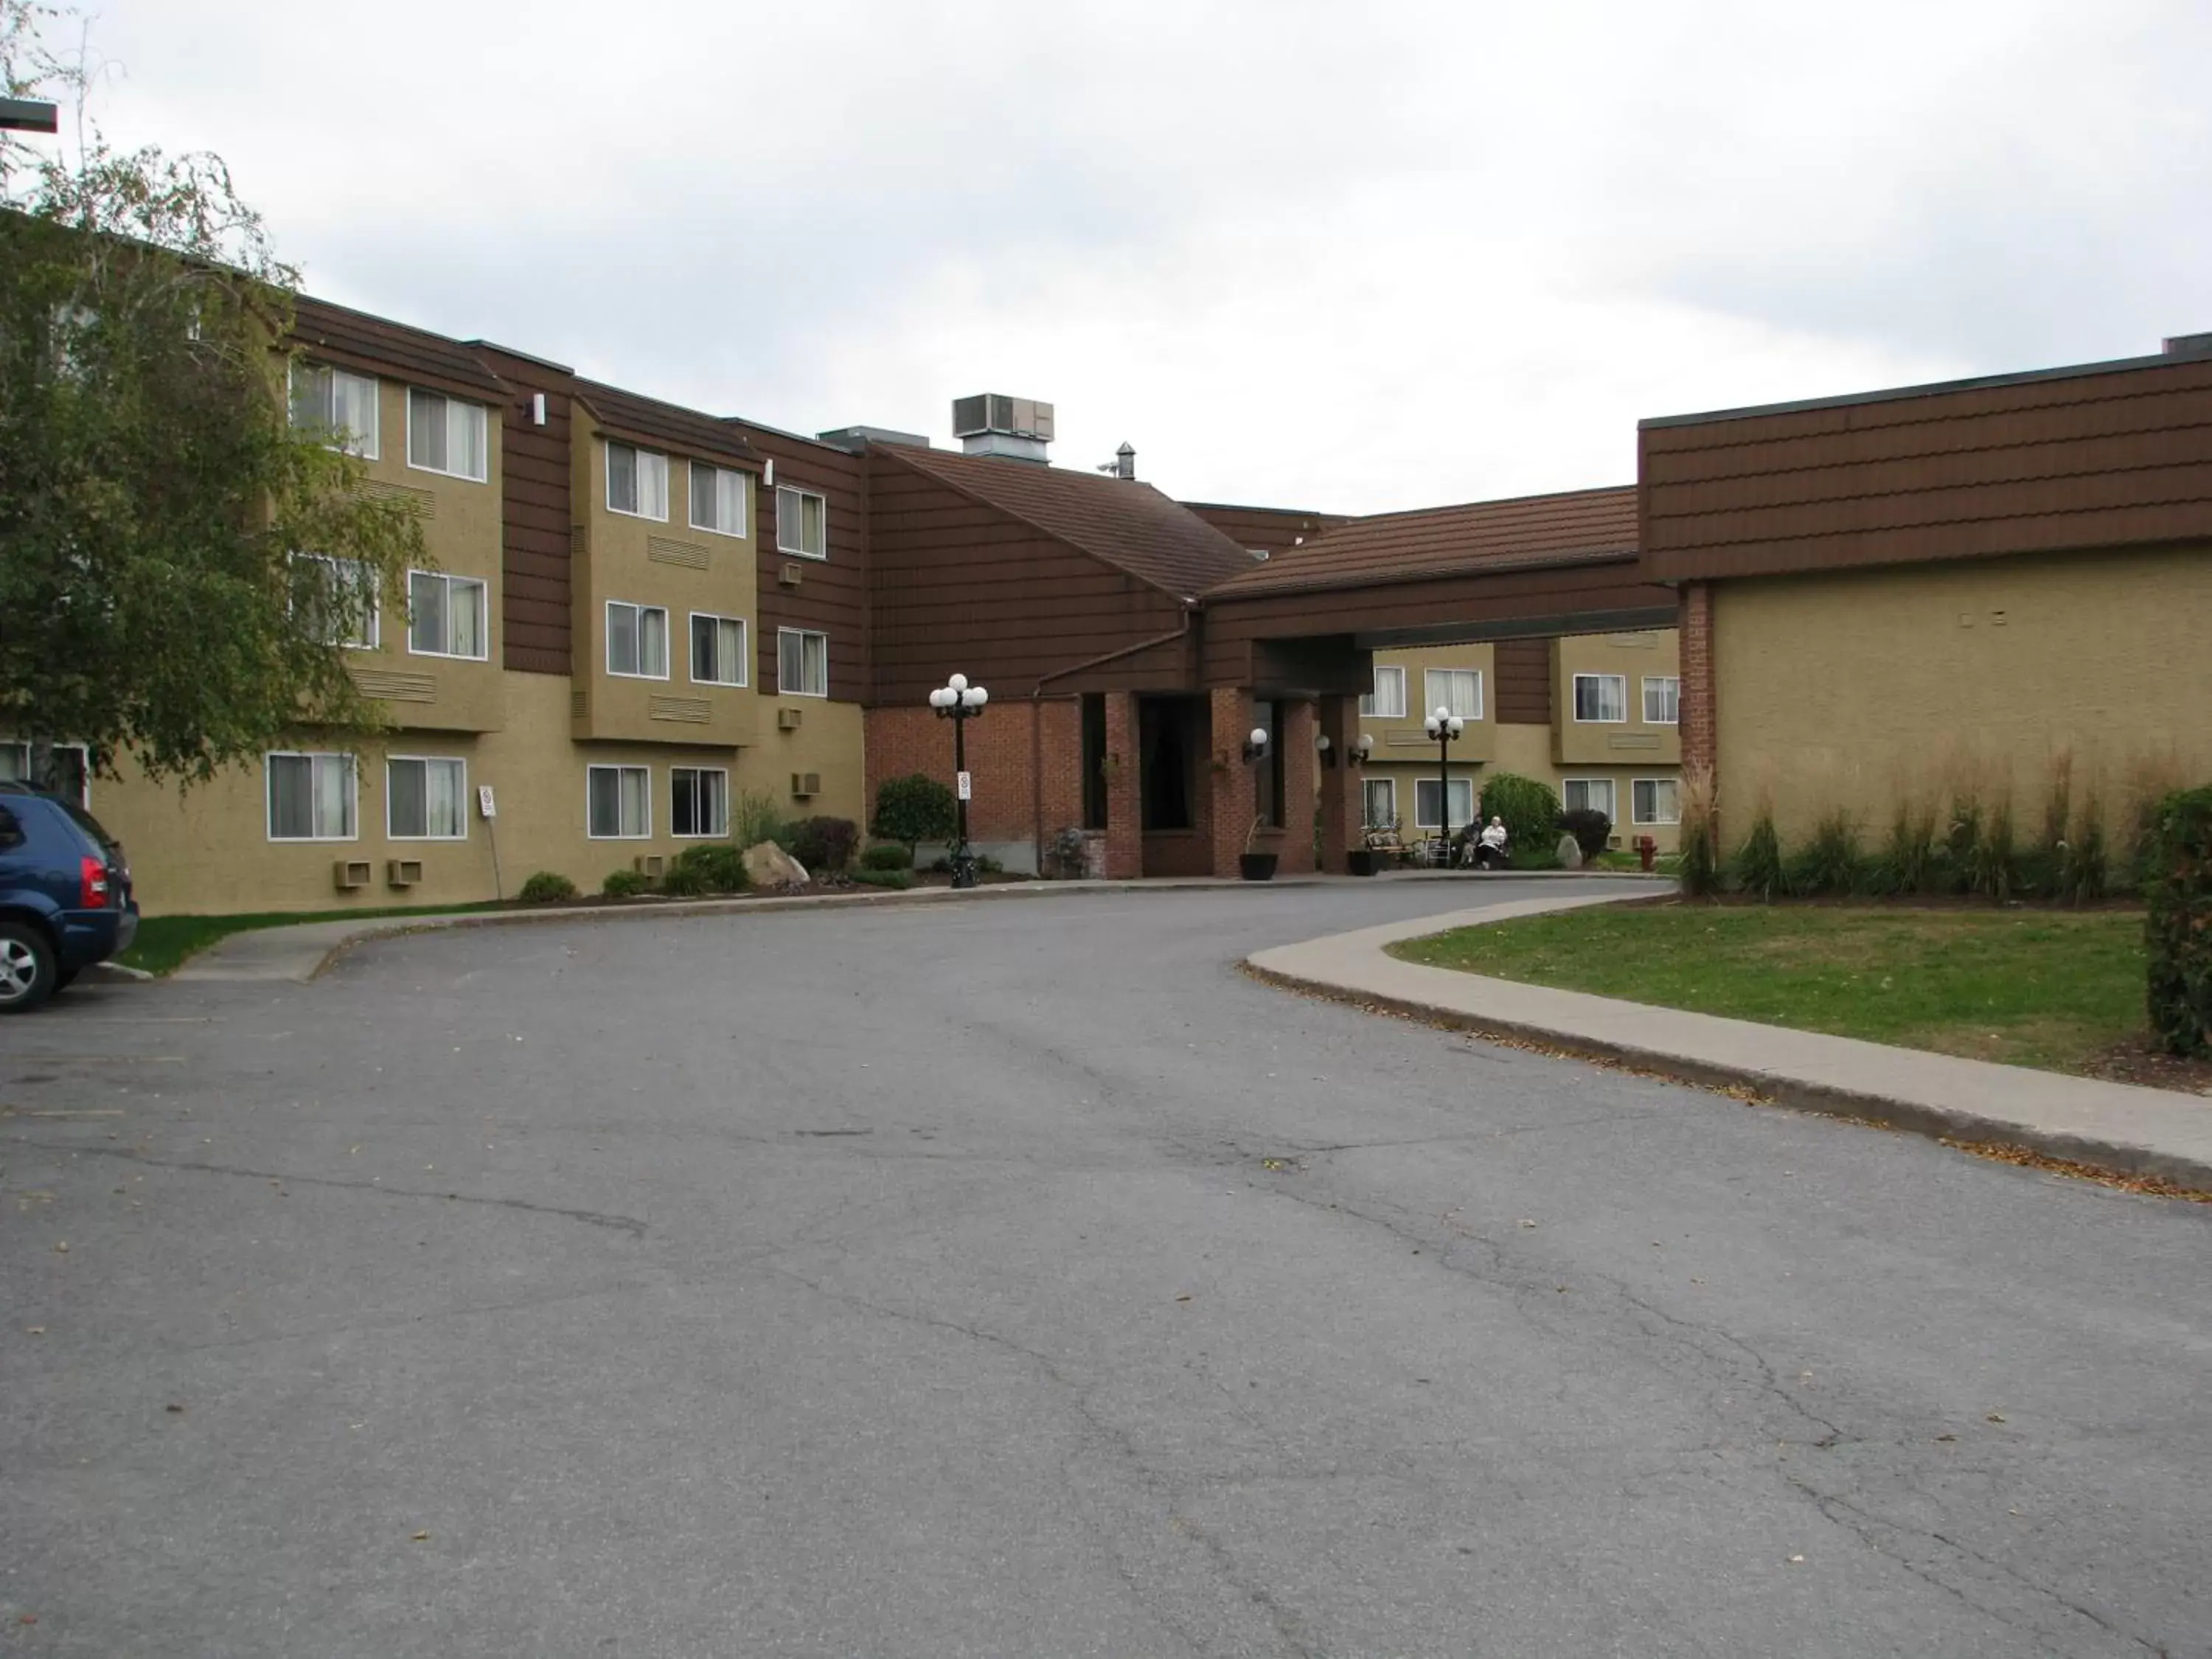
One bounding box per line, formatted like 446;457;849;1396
1248;891;2212;1192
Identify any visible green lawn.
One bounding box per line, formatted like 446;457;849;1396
119;901;512;975
1388;902;2148;1075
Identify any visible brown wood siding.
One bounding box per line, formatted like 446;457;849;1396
1640;354;2212;582
867;457;1188;707
728;423;870;703
1493;638;1553;724
470;347;574;675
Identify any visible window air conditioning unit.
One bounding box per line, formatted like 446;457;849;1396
333;859;372;891
633;854;666;877
386;858;423;888
791;772;821;799
778;560;804;586
777;706;804;731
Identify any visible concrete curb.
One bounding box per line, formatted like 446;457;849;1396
1247;895;2212;1196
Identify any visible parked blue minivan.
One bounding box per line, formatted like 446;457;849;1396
0;780;139;1012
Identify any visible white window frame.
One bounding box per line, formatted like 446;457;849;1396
1632;777;1681;826
1643;675;1680;725
1562;778;1618;822
294;553;379;650
1412;776;1475;831
265;751;358;843
0;741;91;807
403;388;489;483
669;766;731;838
688;461;748;539
1572;672;1628;723
605;441;670;522
405;571;490;661
776;627;829;698
585;764;652;840
1362;774;1397;830
1423;668;1484;722
688;611;748;687
775;485;827;560
1360;665;1406;720
384;754;469;842
606;601;671;681
289;362;380;459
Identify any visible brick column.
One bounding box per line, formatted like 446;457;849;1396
1680;582;1717;825
1208;686;1256;878
1318;693;1363;874
1102;692;1142;879
1279;699;1318;874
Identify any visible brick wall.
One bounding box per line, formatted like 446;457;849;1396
1680;581;1715;800
1317;694;1363;874
1209;687;1256;878
863;698;1084;856
1278;700;1318;874
1104;692;1141;879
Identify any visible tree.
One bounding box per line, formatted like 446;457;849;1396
0;2;425;789
869;773;956;858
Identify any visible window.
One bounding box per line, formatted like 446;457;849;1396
776;486;827;559
1633;778;1680;825
607;602;670;679
1360;665;1406;720
1572;672;1627;723
1413;776;1474;830
386;757;467;840
689;462;748;538
266;752;357;841
294;554;378;650
671;767;729;838
689;613;748;686
1081;693;1107;830
1363;776;1397;830
1562;778;1618;824
0;742;89;805
406;389;488;481
607;442;669;521
1424;669;1483;722
289;363;379;458
1643;675;1680;725
587;765;651;838
777;628;828;698
407;572;488;659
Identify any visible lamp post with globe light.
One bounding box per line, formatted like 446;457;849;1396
928;673;989;888
1424;705;1465;865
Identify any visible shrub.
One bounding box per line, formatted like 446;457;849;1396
1731;809;1787;902
787;815;859;874
2120;754;2188;891
660;861;711;897
672;841;749;893
1789;809;1864;897
923;850;1004;875
850;868;916;891
871;773;957;855
731;788;785;850
1559;807;1613;862
1968;798;2020;902
1677;768;1721;898
860;842;913;872
2057;790;2110;905
1870;798;1940;897
601;869;650;898
1480;773;1561;866
2145;785;2212;1058
1944;798;1983;895
518;871;579;904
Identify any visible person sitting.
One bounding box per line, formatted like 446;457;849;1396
1473;815;1509;870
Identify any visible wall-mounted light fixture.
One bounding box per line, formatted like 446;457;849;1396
1352;733;1374;764
1242;726;1270;764
1317;732;1335;768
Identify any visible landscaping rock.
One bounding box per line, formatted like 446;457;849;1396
743;841;810;888
1555;832;1584;869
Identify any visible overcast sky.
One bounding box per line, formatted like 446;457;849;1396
64;0;2212;513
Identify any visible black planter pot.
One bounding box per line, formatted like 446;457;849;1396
1346;849;1379;877
1239;852;1279;882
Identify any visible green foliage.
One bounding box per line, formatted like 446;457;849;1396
924;850;1004;875
1870;799;1941;897
849;868;915;891
2056;793;2110;906
1677;770;1720;898
1967;799;2020;902
1788;809;1865;897
730;787;785;850
787;815;858;874
658;862;710;897
1478;773;1560;866
1559;807;1613;861
518;871;578;904
860;842;913;872
0;11;428;785
667;841;748;894
2144;785;2212;1058
1944;799;1983;896
601;869;650;898
869;773;957;853
1731;810;1787;902
2025;755;2074;899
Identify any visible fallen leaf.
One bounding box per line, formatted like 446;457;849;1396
1174;1294;1193;1303
1787;1554;1805;1565
52;1240;67;1253
1518;1218;1537;1229
165;1403;184;1414
411;1531;431;1542
1935;1433;1957;1443
27;1326;45;1336
1986;1411;2006;1424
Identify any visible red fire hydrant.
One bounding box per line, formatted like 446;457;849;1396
1636;835;1657;872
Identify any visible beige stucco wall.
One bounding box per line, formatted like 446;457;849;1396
1361;727;1681;853
1712;545;2212;843
1361;644;1498;765
1554;632;1681;768
570;425;760;751
752;693;866;830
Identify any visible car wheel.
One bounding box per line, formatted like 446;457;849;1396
0;921;58;1013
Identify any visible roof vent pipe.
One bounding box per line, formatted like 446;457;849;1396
1115;442;1135;481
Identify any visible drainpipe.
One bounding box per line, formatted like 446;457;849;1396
1028;608;1196;874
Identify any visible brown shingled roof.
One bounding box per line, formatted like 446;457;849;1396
291;295;509;402
573;380;762;471
883;445;1255;599
1205;485;1640;597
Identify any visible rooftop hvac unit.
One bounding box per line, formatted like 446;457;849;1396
951;394;1054;441
777;706;804;731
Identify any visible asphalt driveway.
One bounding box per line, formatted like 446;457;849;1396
4;880;2208;1657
